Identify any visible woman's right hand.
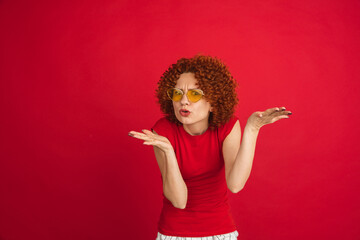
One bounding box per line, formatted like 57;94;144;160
128;129;174;153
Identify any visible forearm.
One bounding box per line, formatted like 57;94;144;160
163;150;188;209
228;124;259;193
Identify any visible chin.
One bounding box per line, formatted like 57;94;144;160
175;114;192;125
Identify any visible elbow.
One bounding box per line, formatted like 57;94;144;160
173;200;187;209
174;203;186;209
164;184;188;209
166;193;187;209
229;184;244;194
171;193;188;209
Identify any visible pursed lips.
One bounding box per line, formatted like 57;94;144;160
180;109;190;113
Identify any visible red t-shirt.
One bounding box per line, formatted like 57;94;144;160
151;116;239;237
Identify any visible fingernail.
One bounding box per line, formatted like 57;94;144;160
128;132;134;137
287;112;292;115
282;108;286;111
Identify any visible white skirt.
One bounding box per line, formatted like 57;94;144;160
156;230;239;240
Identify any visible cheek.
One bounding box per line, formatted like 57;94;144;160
173;102;182;116
202;101;211;111
195;103;211;115
172;102;180;110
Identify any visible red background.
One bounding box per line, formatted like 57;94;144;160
1;0;359;239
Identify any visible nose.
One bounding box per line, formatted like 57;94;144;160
180;91;190;105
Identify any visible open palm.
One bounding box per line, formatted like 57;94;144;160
247;107;292;131
128;129;173;153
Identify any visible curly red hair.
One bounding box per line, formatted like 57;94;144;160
155;55;238;130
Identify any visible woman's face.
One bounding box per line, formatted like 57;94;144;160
172;72;212;130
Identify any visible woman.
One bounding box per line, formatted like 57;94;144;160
128;55;292;239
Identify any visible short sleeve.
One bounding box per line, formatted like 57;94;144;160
217;115;239;144
151;117;175;147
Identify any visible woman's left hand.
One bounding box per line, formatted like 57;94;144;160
247;106;292;131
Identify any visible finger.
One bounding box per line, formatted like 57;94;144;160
275;110;292;116
143;140;155;145
271;115;290;123
129;132;153;141
266;107;292;118
142;129;170;142
264;107;281;115
275;110;292;117
128;130;140;135
256;111;263;118
143;139;163;147
143;140;153;145
142;129;156;135
131;130;158;140
279;106;292;115
128;131;146;138
128;131;142;137
131;130;157;138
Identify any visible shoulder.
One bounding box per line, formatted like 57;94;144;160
153;117;170;125
151;117;175;136
151;117;177;147
152;117;173;129
217;115;240;143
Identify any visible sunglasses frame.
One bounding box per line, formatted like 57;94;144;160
167;87;205;103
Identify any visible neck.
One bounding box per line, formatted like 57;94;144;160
183;119;209;136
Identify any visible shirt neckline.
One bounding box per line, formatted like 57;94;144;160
180;124;211;138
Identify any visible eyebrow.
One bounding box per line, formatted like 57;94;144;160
174;87;200;91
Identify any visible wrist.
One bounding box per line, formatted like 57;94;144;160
245;123;260;134
164;148;175;157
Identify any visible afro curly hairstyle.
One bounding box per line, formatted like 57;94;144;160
156;55;238;130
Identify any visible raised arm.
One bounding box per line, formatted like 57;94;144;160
128;129;188;209
223;107;292;193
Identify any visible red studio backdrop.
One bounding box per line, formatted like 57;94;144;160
1;1;359;239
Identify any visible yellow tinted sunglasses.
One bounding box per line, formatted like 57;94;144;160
167;88;205;103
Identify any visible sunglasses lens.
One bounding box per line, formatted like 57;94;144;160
187;90;203;102
167;88;183;101
167;88;204;102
